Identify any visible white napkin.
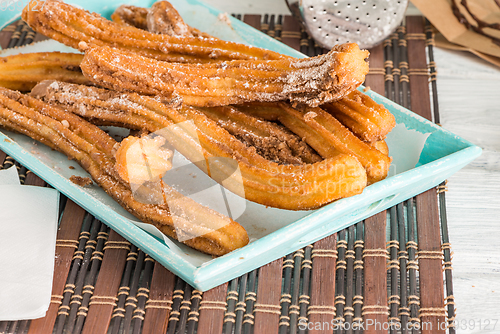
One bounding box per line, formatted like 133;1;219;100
0;166;20;186
0;184;59;321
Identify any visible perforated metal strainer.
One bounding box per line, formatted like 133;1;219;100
286;0;408;49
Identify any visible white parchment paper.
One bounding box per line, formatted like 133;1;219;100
0;166;20;185
0;185;59;320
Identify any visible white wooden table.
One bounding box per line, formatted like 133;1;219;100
435;47;500;333
201;1;500;332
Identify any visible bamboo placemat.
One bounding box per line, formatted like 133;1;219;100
0;15;456;334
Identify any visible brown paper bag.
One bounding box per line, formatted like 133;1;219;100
411;0;500;65
433;32;500;67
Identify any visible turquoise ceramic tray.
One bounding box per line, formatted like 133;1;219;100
0;0;481;291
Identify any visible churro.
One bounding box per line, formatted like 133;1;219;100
80;43;369;107
32;80;369;210
110;5;149;30
323;90;396;142
22;0;285;63
111;1;212;38
236;102;391;183
0;87;249;255
0;52;89;91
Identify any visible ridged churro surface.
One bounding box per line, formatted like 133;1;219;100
0;52;89;91
0;87;249;255
32;80;369;210
80;44;369;107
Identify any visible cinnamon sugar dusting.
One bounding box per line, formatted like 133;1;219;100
70;175;93;187
303;111;317;121
78;41;89;51
79;43;368;108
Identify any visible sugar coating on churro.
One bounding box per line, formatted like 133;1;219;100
79;43;369;107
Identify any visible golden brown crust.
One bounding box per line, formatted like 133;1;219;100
322;90;396;142
22;0;285;63
0;87;248;256
236;102;391;184
146;1;192;36
197;105;322;165
32;81;369;210
80;44;369;107
111;2;212;39
0;52;90;91
111;5;149;30
69;175;93;187
371;140;389;155
11;0;397;257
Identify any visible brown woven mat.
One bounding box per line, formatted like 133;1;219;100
0;14;456;334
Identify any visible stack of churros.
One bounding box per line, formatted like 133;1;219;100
0;0;396;255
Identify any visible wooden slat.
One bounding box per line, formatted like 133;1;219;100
308;235;337;333
27;200;86;334
242;15;261;31
58;218;101;334
335;231;347;325
24;170;46;187
387;206;400;328
360;38;387;331
142;264;176;334
121;250;146;333
407;15;446;334
223;279;239;334
0;150;6;166
6;21;23;49
197;284;228;333
31;32;49;44
288;250;303;331
365;43;385;94
416;189;446;334
73;223;109;334
186;288;202;334
274;15;283;42
264;14;275;38
81;231;130;334
363;213;389;334
278;255;292;333
407;16;432;122
1;155;14;170
0;22;17;49
281;15;301;51
353;223;364;331
254;259;283;334
298;245;312;330
344;226;356;332
362;46;389;334
404;17;444;334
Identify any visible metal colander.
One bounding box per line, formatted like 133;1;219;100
286;0;408;49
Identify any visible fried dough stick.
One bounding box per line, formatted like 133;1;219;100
196;105;322;165
146;1;192;36
112;1;213;39
323;90;396;142
22;0;392;139
110;4;149;30
32;81;368;210
0;52;89;91
236;102;391;183
112;1;394;142
0;87;249;256
109;2;395;141
21;0;284;63
80;43;369;107
33;81;322;165
21;0;392;139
